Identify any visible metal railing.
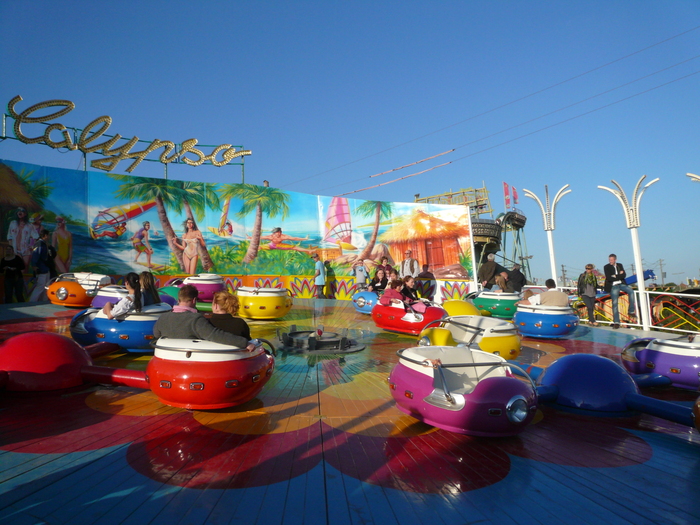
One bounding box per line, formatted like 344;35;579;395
567;287;700;335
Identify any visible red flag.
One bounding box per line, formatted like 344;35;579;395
503;182;511;209
512;186;519;205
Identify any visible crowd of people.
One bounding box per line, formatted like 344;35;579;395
348;248;635;330
3;220;637;330
3;208;72;304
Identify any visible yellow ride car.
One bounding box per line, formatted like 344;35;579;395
235;286;293;320
418;314;521;358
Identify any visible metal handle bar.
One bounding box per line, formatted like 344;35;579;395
396;348;537;391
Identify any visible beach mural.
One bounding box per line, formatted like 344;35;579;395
0;159;475;301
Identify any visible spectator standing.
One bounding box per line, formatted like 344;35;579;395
577;264;599;326
417;264;434;280
399;249;420;278
312;253;326;298
28;229;51;302
603;253;637;329
1;245;25;303
351;259;371;291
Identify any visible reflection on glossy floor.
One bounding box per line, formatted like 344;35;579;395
1;300;699;525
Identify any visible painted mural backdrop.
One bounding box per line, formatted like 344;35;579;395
0;159;474;300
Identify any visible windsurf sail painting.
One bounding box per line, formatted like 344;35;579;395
208;198;234;237
323;197;356;250
89;201;157;240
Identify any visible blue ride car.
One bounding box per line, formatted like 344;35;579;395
70;303;172;352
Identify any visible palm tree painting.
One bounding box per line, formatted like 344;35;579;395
16;168;53;210
218;184;291;264
355;200;395;262
109;175;188;270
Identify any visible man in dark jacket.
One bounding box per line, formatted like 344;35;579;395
154;284;254;349
506;263;527;293
477;253;508;290
603;253;637;329
29;229;51;302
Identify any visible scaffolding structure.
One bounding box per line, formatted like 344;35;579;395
415;186;533;284
415;186;493;218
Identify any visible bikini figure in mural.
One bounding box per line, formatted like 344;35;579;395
7;207;38;269
132;221;154;267
52;216;73;273
257;227;313;253
173;218;206;274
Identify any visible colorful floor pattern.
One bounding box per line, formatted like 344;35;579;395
1;299;699;524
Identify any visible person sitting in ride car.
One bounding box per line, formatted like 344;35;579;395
208;290;251;340
154;284;254;349
139;271;161;306
103;272;142;319
379;280;405;307
401;276;427;313
368;268;388;292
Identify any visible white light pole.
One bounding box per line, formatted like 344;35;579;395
687;172;700;183
598;176;659;331
523;185;571;287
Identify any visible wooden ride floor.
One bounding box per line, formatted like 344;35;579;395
1;300;699;525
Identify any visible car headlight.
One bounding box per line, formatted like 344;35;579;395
356;297;366;307
417;336;431;346
506;396;529;424
57;287;69;301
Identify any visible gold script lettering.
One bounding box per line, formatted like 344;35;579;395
78;116;113;154
44;123;77;150
7;96;252;172
8;95;76;145
178;138;206;166
91;136;140;171
124;140;176;173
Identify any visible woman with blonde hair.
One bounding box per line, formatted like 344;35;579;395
209;290;251;340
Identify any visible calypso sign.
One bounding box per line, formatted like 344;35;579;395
7;95;251;173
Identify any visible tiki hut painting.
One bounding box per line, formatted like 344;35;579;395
378;209;470;270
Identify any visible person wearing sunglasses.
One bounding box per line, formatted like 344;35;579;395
399;249;419;279
577;264;599;326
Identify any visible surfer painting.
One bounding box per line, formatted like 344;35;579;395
256;227;313;253
132;221;154;267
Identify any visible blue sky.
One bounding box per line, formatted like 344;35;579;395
1;1;699;284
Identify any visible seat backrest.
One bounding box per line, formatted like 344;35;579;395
446;315;498;344
428;346;481;395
